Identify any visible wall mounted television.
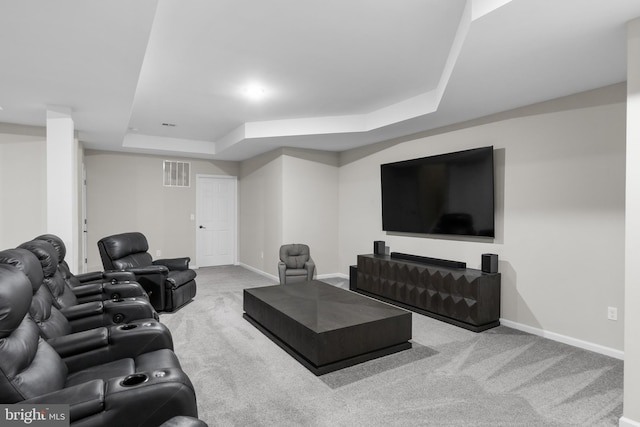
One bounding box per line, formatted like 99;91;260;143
381;146;495;237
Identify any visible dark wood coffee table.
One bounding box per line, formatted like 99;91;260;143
243;280;412;375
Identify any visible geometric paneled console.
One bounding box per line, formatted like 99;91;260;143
355;254;501;332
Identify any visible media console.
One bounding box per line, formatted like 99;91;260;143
355;254;501;332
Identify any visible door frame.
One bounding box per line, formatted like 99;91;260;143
195;174;238;267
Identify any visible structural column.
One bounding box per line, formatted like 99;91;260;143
622;17;640;427
46;106;78;273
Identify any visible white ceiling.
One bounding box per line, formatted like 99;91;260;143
1;0;639;161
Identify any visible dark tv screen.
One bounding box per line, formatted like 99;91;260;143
381;146;495;237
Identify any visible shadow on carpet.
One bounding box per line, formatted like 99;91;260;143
320;342;438;389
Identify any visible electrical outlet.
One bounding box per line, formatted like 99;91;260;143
260;251;264;259
156;250;162;257
607;306;618;321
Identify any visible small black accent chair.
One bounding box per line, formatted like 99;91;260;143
97;232;197;312
278;244;315;285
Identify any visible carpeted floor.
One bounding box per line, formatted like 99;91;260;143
160;265;623;426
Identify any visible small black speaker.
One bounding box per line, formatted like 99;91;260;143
349;265;358;291
482;253;498;273
374;241;385;255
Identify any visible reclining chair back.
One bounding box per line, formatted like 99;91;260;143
0;248;73;339
34;233;73;280
19;239;78;310
0;264;68;402
98;232;153;270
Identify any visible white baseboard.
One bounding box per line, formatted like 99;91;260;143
499;319;624;360
620;416;640;427
237;264;348;283
317;272;348;280
238;263;279;282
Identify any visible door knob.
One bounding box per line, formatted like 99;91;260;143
199;225;206;229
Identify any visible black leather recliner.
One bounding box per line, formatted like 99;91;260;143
19;239;159;329
0;248;174;373
98;232;197;312
0;264;198;426
35;233;149;304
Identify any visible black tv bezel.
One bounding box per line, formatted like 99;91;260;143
380;146;495;238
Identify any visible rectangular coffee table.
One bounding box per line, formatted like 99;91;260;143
243;280;412;375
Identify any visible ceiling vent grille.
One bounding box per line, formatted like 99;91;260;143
163;160;190;187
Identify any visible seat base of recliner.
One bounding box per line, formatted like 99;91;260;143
163;280;197;312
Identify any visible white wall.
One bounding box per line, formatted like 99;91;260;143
84;150;239;271
339;89;626;352
282;149;340;276
239;148;340;278
622;17;640;427
0;127;47;248
239;151;283;275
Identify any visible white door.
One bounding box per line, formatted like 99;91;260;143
196;175;237;267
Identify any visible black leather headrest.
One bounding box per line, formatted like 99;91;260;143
99;232;149;260
35;234;66;264
0;265;32;338
18;240;58;278
0;248;44;294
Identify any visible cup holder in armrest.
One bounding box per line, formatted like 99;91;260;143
119;324;138;330
120;373;148;387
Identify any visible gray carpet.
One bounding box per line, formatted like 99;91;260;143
160;266;623;426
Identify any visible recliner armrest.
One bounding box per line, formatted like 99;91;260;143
47;328;109;358
103;270;136;282
73;282;149;302
128;265;169;275
72;282;104;298
60;301;103;321
305;258;316;281
154;257;190;271
23;379;105;423
74;271;104;283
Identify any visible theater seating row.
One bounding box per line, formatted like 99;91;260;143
0;234;207;427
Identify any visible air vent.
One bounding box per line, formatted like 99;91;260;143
163;160;190;187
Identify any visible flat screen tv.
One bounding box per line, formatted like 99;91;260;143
381;146;495;237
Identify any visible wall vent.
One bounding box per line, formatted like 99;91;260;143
163;160;190;187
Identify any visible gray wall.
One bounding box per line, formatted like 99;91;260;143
84;150;239;271
0;125;47;248
338;85;626;352
238;148;340;278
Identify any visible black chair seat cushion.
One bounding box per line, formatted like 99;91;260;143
285;268;308;277
166;270;197;289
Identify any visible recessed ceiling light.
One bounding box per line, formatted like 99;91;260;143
242;83;267;101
